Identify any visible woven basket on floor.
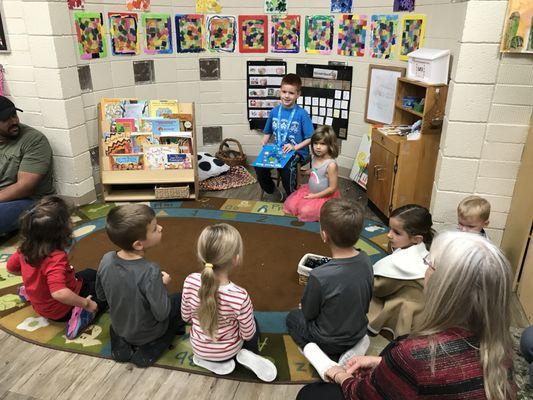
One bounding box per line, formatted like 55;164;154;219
154;185;190;200
215;138;247;167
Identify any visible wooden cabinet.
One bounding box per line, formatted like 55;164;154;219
367;78;447;217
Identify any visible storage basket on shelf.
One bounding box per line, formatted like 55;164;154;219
154;185;190;200
297;253;331;285
215;138;247;167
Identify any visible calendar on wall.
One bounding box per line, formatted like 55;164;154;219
296;64;353;139
246;60;287;130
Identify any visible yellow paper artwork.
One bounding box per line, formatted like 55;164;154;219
196;0;222;13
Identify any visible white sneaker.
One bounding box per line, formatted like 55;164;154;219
192;355;236;375
236;349;277;382
303;343;339;381
338;335;370;368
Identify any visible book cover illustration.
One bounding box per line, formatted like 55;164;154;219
130;132;159;153
251;144;294;169
103;131;132;155
159;136;192;153
110;154;144;170
139;118;180;136
111;118;136;133
145;145;191;169
149;99;179;117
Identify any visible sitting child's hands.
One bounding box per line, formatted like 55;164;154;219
161;271;171;285
325;365;347;383
282;143;295;153
84;295;98;313
304;193;318;199
345;355;382;376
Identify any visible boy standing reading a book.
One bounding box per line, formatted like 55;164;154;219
255;73;314;202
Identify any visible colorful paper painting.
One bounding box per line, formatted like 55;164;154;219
68;0;84;10
271;15;300;53
142;14;172;54
265;0;287;14
501;0;533;53
399;14;426;60
175;14;205;53
331;0;352;13
370;14;398;59
127;0;149;12
207;15;236;53
74;12;107;60
238;15;268;53
196;0;222;13
338;14;367;57
305;16;334;54
393;0;415;12
108;13;139;55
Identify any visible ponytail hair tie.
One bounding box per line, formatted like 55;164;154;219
205;263;213;269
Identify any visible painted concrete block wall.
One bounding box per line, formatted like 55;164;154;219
431;0;533;246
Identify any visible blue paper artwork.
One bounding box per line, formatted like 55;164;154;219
331;0;353;13
393;0;415;12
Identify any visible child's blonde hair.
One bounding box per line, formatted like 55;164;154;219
311;126;338;158
457;195;491;221
197;223;243;339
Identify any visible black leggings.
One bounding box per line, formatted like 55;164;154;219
296;383;345;400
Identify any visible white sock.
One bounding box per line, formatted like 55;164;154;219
302;343;339;381
192;355;235;375
236;349;277;382
339;335;370;368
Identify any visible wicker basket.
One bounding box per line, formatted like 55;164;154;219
154;185;190;200
215;138;247;167
297;253;330;286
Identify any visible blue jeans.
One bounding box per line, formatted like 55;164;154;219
0;198;35;234
520;325;533;385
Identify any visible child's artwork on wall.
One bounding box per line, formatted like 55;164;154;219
175;14;205;53
338;14;367;57
331;0;352;13
350;127;372;189
109;13;139;56
74;12;107;60
238;15;268;53
265;0;287;14
68;0;84;10
142;14;172;54
271;15;300;53
207;15;236;53
501;0;533;53
196;0;222;13
369;14;398;59
127;0;149;11
399;14;426;61
305;16;334;54
393;0;415;12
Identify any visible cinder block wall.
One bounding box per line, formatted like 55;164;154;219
430;0;533;245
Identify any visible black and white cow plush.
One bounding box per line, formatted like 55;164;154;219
197;152;230;181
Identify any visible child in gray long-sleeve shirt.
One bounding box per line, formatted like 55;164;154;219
96;204;185;368
286;198;373;363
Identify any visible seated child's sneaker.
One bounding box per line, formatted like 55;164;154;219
236;348;277;382
193;355;235;375
18;285;30;303
303;343;339;381
66;306;95;339
338;335;370;368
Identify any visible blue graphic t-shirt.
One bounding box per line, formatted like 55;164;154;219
263;104;314;159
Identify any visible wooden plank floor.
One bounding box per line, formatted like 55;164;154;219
0;178;528;400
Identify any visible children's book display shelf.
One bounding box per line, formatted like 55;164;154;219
98;99;199;201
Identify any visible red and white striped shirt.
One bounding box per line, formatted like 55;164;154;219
181;273;256;361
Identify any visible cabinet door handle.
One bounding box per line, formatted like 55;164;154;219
376;166;385;181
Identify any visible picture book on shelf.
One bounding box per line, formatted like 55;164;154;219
251;144;294;168
123;100;149;119
139;118;181;136
112;118;136;133
144;145;192;169
103;131;132;155
130;132;159;153
149;99;179;117
110;154;144;170
159;136;192;153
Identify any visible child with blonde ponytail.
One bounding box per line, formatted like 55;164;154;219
181;223;277;381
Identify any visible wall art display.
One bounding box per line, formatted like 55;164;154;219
393;0;415;12
238;15;268;53
305;15;334;54
338;14;367;57
175;14;205;53
0;5;9;52
196;0;222;13
265;0;287;14
127;0;150;11
271;15;300;53
142;14;172;54
369;14;398;59
331;0;352;13
501;0;533;53
296;63;353;139
207;15;236;53
398;14;426;61
109;13;139;55
74;12;107;60
247;60;287;130
68;0;84;10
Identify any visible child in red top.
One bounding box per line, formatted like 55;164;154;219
6;196;106;339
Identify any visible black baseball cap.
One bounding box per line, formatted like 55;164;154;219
0;96;23;121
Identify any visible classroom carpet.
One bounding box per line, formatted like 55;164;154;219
0;197;393;384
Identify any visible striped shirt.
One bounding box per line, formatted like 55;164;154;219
181;273;256;361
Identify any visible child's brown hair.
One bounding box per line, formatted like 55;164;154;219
457;195;491;221
105;204;155;250
281;73;302;92
320;198;364;248
311;125;339;158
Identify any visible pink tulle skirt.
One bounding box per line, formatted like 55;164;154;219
283;184;340;222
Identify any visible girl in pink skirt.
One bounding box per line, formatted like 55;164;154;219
283;126;340;222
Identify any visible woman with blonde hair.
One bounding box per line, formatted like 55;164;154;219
297;231;515;400
181;223;277;381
